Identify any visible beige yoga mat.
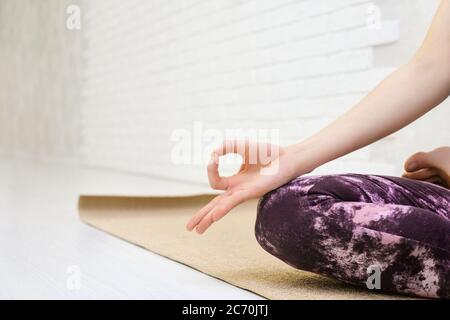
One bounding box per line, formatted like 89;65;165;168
78;194;409;300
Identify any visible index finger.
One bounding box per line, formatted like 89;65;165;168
207;152;229;190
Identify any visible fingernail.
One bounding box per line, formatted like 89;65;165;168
406;162;417;171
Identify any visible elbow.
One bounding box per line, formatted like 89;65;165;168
409;51;450;91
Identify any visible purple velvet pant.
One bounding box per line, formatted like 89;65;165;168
255;174;450;299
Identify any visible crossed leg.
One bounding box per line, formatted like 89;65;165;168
255;174;450;298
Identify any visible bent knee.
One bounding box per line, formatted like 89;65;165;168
254;178;323;266
254;174;336;237
254;175;346;268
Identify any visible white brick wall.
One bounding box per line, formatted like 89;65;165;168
0;0;82;161
79;0;438;185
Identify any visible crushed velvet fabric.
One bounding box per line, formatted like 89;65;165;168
255;174;450;299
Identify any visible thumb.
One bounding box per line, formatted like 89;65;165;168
404;151;435;172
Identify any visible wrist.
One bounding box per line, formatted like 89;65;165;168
285;140;320;175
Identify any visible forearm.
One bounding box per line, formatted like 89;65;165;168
288;1;450;175
288;58;450;175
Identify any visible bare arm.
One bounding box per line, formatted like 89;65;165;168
187;1;450;234
289;0;450;174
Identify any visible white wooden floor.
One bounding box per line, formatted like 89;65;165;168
0;157;261;299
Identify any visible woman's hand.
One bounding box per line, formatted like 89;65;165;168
185;140;306;234
402;146;450;188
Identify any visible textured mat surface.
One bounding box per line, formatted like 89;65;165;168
78;194;409;300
